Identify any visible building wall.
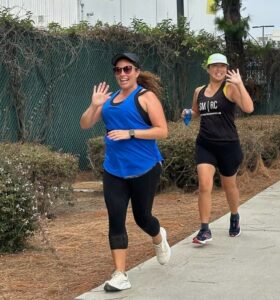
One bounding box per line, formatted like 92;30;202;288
78;0;175;27
256;30;280;48
0;0;78;28
0;0;216;33
81;0;216;33
186;0;216;34
269;29;280;47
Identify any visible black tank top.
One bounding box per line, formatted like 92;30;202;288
197;81;239;141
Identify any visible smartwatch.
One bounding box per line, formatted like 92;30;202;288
129;129;135;139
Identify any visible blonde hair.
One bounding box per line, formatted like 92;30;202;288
137;71;163;100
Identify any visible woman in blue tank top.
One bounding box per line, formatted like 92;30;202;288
80;52;171;292
181;53;254;245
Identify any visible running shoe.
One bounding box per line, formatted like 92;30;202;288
104;271;131;292
192;229;212;245
229;215;241;237
153;227;171;265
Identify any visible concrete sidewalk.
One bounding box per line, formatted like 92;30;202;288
75;181;280;300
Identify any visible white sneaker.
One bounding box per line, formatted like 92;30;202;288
153;227;171;265
104;271;131;292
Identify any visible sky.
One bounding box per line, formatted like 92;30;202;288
242;0;280;39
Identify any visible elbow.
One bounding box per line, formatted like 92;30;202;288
162;128;168;139
162;132;168;139
248;107;254;114
80;120;85;129
80;119;90;130
157;127;168;139
245;105;254;114
242;101;254;114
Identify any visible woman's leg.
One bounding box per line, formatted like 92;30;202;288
129;164;161;237
197;163;216;223
192;163;216;244
129;163;171;264
217;139;243;214
220;173;239;214
111;250;127;272
220;173;241;237
103;171;130;272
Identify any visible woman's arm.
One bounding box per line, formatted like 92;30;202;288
80;82;111;129
107;91;168;141
191;87;203;118
181;86;203;119
226;69;254;113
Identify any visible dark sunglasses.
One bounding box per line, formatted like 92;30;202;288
113;65;137;75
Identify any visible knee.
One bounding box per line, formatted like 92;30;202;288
222;180;238;193
134;214;151;229
224;184;239;195
109;232;128;249
134;214;159;236
199;180;212;194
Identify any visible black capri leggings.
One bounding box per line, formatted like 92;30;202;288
103;163;161;250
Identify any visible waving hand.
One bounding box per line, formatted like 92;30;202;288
226;68;243;86
91;82;112;107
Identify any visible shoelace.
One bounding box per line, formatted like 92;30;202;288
230;219;239;230
198;230;210;239
112;271;124;278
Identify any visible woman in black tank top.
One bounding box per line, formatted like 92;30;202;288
181;53;254;245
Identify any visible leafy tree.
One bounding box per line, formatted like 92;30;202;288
213;0;249;76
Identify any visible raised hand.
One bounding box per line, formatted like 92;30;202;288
226;68;243;86
91;82;111;107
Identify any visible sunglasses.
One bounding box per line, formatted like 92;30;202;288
113;65;137;75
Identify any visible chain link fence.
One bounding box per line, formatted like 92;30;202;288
0;30;206;169
0;30;279;169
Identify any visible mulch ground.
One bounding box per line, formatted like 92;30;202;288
1;162;280;300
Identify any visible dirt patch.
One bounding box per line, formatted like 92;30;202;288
1;165;280;300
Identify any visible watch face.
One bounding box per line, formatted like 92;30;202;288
129;129;135;138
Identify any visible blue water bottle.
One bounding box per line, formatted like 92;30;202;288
183;109;192;126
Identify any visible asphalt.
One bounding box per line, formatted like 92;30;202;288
75;180;280;300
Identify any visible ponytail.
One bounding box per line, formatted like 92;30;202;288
137;71;163;100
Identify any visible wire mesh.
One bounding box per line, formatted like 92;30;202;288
0;33;279;169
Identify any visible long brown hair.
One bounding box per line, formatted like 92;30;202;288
137;71;163;100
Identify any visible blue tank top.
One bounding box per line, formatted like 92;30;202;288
101;85;163;178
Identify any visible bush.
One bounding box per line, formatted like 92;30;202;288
0;142;79;253
87;136;105;179
237;116;280;172
86;121;199;190
158;121;198;190
86;115;280;190
0;143;79;216
22;143;79;216
0;158;37;252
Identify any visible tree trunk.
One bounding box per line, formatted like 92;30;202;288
221;0;246;77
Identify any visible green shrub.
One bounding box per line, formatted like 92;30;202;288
0;143;79;215
237;116;280;172
0;158;37;252
158;121;198;190
0;142;79;253
86;116;280;190
87;136;105;179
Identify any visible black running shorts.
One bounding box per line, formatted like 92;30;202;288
195;136;243;177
